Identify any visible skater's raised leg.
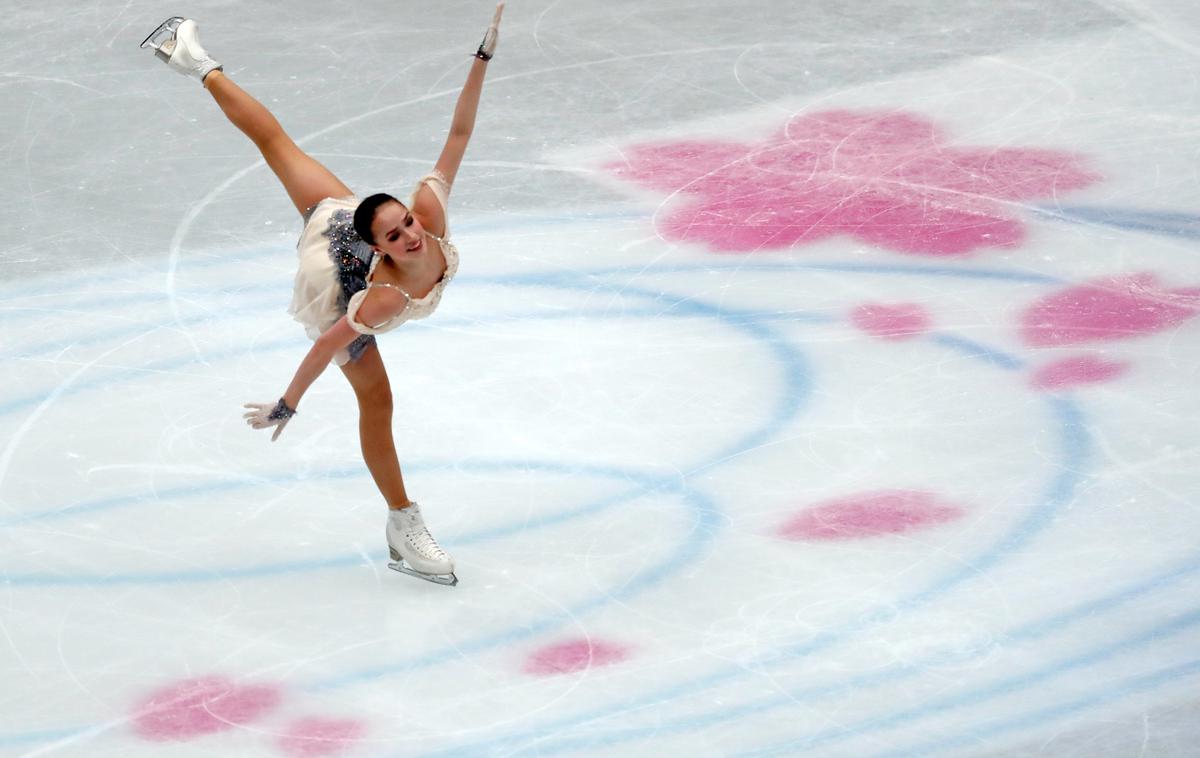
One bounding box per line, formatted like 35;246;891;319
204;71;352;216
142;17;350;216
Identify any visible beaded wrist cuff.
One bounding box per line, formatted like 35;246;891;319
268;398;297;421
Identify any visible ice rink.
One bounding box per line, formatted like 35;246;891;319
3;1;1200;756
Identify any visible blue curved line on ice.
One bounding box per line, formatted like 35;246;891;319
2;198;1196;302
2;278;812;529
0;255;1066;335
0;257;1101;753
875;658;1200;756
309;481;721;692
762;603;1200;756
1035;204;1200;240
0;726;91;749
405;393;1091;758
0;274;811;757
0;462;676;584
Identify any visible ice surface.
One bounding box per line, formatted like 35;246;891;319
2;1;1200;756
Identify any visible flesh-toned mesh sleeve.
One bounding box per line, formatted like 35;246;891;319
345;285;413;335
420;170;451;235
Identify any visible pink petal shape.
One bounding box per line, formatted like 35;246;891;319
278;717;367;758
1021;273;1200;347
131;676;283;741
924;148;1101;199
1031;355;1128;391
523;639;631;676
778;490;964;541
659;195;837;251
843;194;1025;255
606;141;750;194
606;109;1100;256
851;303;933;341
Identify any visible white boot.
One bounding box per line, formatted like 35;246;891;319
141;17;223;83
386;503;456;583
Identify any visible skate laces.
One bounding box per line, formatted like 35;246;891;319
395;506;448;560
409;527;447;560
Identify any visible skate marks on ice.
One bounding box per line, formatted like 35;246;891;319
7;248;1178;757
6;113;1200;754
3;187;1198;755
5;22;1200;758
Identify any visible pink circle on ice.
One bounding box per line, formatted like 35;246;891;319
131;676;283;741
278;717;366;758
1020;273;1200;347
524;639;631;676
850;303;932;340
778;490;963;541
1031;355;1128;391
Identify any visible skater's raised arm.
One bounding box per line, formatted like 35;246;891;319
431;3;504;189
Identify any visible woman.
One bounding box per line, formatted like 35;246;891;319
141;5;504;585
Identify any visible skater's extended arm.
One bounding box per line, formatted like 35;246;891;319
243;315;364;440
431;3;504;188
280;316;362;409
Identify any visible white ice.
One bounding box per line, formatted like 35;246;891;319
2;1;1200;756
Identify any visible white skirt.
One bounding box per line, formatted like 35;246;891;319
287;195;374;366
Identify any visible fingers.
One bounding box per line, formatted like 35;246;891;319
243;401;291;439
492;2;504;26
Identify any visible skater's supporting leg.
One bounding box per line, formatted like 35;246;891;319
204;71;351;216
338;342;412;510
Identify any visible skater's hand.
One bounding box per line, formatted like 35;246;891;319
476;2;504;60
243;398;296;442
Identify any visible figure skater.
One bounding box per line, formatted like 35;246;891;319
140;5;505;585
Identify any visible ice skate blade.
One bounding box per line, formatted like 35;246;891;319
388;560;458;586
140;16;185;62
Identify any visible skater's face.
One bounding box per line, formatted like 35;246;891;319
371;200;427;258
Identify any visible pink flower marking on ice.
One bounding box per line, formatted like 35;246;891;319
278;717;367;758
1021;273;1200;347
851;302;932;340
778;490;963;541
131;676;283;741
523;639;631;676
606;110;1100;255
1031;355;1128;391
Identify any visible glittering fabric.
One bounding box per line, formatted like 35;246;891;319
321;208;376;362
268;398;297;421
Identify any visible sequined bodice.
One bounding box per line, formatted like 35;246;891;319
354;232;460;330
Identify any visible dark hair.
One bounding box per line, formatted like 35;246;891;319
353;193;401;245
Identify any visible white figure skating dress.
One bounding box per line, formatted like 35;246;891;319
288;171;459;365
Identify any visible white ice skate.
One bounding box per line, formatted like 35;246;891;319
140;17;223;83
386;503;458;586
